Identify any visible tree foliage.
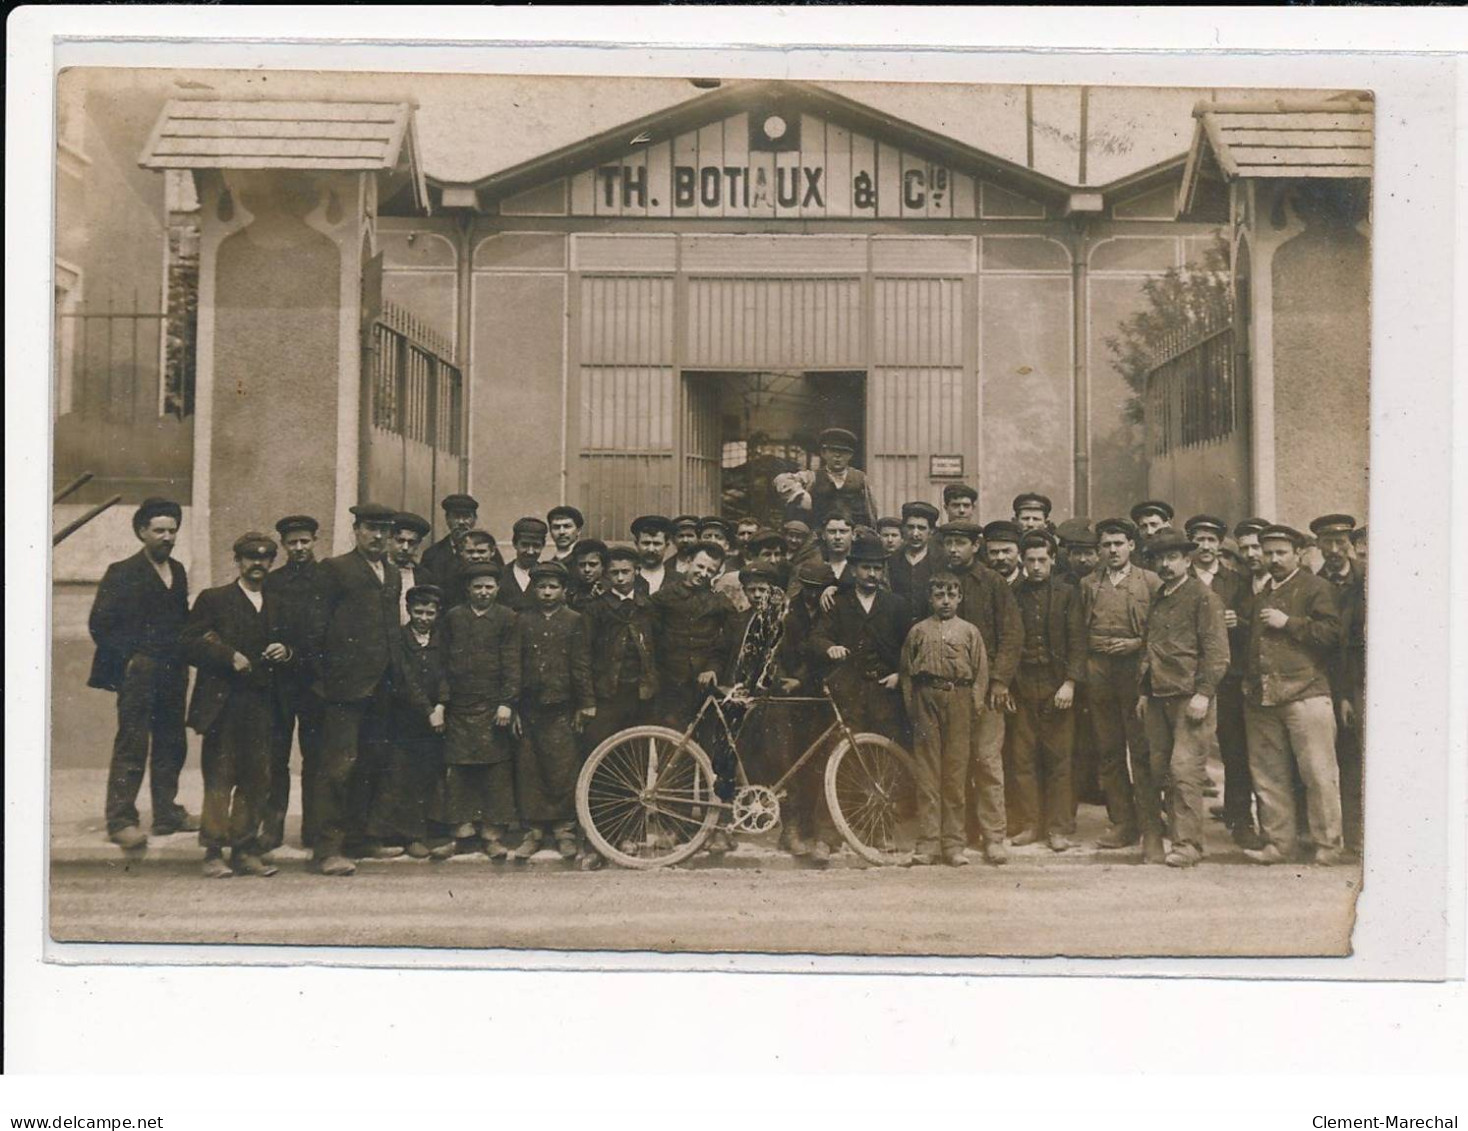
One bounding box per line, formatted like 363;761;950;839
1105;230;1232;425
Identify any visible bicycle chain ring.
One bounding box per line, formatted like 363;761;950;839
730;786;781;834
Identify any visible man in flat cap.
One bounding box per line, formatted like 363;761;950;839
630;515;674;595
309;502;403;876
782;427;878;531
1137;529;1231;868
1079;517;1164;857
1012;493;1052;535
88;497;196;849
441;528;499;610
983;520;1025;589
669;514;703;576
1311;513;1366;857
1129;500;1175;545
876;516;905;558
545;505;585;565
260;514;326;852
391;512;431;626
180;532;296;878
889;500;942;623
1053;518;1102;808
730;516;762;573
420;494;488;585
1241;525;1346;866
500;517;550;612
942;483;978;524
936;518;1023;863
745;527;791;591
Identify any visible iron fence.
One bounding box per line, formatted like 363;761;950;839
1144;321;1238;457
367;303;463;456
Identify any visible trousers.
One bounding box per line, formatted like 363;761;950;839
516;701;581;826
314;686;392;859
1143;695;1215;854
261;677;325;849
584;683;651;754
199;690;271;853
1009;672;1076;837
1244;696;1342;855
1215;677;1254;830
1336;707;1364;855
104;655;189;834
1087;652;1161;835
910;684;973;855
964;705;1007;846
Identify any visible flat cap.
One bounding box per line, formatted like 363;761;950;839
133;497;182;529
528;560;571;583
1184;514;1227;537
875;516;904;531
1012;492;1053;517
1095;517;1139;540
1309;513;1357;536
1234;517;1270;539
275;514;319;537
1129;499;1175;525
350;502;397;524
606;543;641;564
1055;518;1097;547
405;584;444;606
981;520;1024;546
460;561;502;581
746;528;785;553
511;516;549;540
547;505;585;527
440;494;479;513
392;511;431;537
631;515;675;538
780;519;812;537
738;561;780;585
1145;529;1197;558
937;519;983;541
818;427;858;451
232;531;277;558
698;516;731;537
900;500;941;525
1260;524;1309;548
795;560;836;587
942;483;978;504
672;514;701;532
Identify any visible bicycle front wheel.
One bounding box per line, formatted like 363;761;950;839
576;726;721;869
824;733;919;866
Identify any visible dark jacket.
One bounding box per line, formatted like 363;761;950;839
312;549;402;704
497;561;540;613
519;605;595;711
810;588;910;684
887;548;938;623
439;603;521;712
1317;561;1367;705
776;594;827;690
263;558;323;682
584;588;658;701
953;559;1024;689
1014;574;1087;685
87;550;190;691
650;578;739;687
180;582;292;736
805;466;876;530
1140;575;1230;699
392;624;444;720
1194;563;1250;681
1245;568;1342;707
419;535;504;589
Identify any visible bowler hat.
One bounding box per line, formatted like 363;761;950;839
1184;514;1227;538
133;497;182;531
848;532;888;563
1012;492;1052;517
795;560;836;587
393;511;431;537
1129;499;1175;525
440;494;478;513
232;532;277;558
981;520;1023;546
1145;529;1197;558
900;501;941;526
350;502;397;524
631;514;674;539
1309;513;1357;536
818;427;858;452
547;505;585;527
405;584;444;607
275;514;318;537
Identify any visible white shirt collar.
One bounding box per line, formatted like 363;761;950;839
1162;575;1189;597
513;562;533;589
830;558;848;577
613;588;635;602
1270;567;1301;590
150;556;174;587
904;545;928;565
856;589;877;613
1193;560;1218;585
1106;562;1133;585
411;628;432;647
237;579;264;610
826;468;848;487
1252;573;1271;594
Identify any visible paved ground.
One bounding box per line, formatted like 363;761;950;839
47;585;1361;957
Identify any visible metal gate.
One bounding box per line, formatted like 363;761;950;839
681;375;722;515
362;302;466;536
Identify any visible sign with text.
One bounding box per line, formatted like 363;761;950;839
929;454;966;480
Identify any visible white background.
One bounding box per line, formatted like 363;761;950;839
6;4;1466;1113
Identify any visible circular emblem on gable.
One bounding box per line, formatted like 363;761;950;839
762;114;788;141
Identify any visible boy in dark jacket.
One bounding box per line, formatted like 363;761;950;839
438;561;521;859
513;561;596;861
372;584;448;859
180;532;295;878
582;546;658;752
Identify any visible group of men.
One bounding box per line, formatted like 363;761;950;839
86;425;1367;876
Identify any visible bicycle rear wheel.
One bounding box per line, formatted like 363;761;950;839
576;726;721;869
824;733;919;866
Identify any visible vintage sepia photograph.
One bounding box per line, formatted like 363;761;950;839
48;65;1374;958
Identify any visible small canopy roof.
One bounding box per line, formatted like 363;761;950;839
1180;94;1373;215
139;99;427;211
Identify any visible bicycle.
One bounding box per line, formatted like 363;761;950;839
575;682;919;869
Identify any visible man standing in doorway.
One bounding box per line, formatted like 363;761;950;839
88;497;197;849
785;428;877;531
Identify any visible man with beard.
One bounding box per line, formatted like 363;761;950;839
1137;528;1230;868
983;520;1025;589
260;514;326;852
670;514;702;575
1311;513;1367;857
420;494;497;584
1241;525;1346;866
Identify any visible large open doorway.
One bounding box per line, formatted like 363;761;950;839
682;370;865;527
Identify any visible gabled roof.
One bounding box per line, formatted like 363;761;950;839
139;100;427;210
1180;95;1373;214
447;79;1077;211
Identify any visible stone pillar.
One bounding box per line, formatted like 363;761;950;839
191;169;375;583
